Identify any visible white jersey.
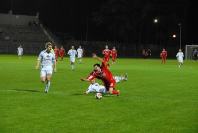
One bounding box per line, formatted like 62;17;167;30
68;49;77;58
176;52;184;63
38;50;55;68
77;48;83;58
86;83;106;94
17;47;23;56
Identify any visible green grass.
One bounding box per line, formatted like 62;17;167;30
0;55;198;133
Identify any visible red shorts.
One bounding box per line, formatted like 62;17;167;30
59;54;64;57
161;56;166;60
112;56;117;61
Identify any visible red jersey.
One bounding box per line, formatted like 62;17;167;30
111;49;117;58
160;50;167;57
87;61;116;90
102;49;111;62
59;48;65;56
54;48;59;58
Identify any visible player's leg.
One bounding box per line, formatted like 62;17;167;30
40;70;47;83
114;75;127;83
71;62;74;70
180;61;183;67
79;57;82;63
112;57;115;64
162;57;165;64
78;57;81;64
55;55;58;62
45;74;52;93
113;57;117;64
61;55;64;60
18;53;22;59
178;61;181;68
162;58;164;64
109;87;120;96
70;58;75;70
107;82;120;96
40;70;48;92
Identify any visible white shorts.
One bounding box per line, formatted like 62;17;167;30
78;54;82;58
40;66;53;77
178;58;183;63
18;52;23;56
70;57;75;63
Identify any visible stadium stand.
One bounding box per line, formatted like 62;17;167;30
0;13;51;54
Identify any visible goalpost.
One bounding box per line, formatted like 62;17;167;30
185;44;198;60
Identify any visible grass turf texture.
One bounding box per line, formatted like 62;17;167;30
0;55;197;133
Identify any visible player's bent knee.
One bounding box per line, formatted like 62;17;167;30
109;88;114;94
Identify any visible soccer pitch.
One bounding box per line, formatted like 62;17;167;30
0;55;197;133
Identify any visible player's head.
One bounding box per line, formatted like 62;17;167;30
163;48;165;51
90;79;96;84
179;49;182;52
113;46;116;49
45;42;53;52
79;45;81;48
93;63;101;71
105;45;108;49
71;45;74;49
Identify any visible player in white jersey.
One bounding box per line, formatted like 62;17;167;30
176;49;184;68
67;45;77;70
17;45;23;59
77;45;83;63
85;81;107;94
35;42;56;93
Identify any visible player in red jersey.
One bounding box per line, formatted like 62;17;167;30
54;45;59;62
102;45;111;62
81;53;120;95
59;45;65;61
111;46;117;64
160;48;167;64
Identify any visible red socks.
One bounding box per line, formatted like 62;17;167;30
112;90;120;95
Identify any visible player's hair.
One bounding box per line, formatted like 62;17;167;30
93;63;100;67
45;42;53;48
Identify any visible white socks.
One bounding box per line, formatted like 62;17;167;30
45;81;51;93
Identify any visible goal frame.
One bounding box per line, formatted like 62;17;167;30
185;44;198;60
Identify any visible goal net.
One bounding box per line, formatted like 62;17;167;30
185;45;198;60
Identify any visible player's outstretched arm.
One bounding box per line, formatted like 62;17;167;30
92;53;103;62
80;78;90;82
53;60;57;72
35;60;40;69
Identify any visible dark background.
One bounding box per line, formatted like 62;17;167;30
0;0;197;44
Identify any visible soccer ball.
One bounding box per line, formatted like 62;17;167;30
95;93;102;99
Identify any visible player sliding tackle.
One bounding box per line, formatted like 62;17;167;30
84;74;127;94
81;53;120;96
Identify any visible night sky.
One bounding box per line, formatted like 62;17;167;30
0;0;197;43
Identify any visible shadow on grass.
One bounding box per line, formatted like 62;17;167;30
70;93;84;96
10;89;40;93
70;93;118;98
